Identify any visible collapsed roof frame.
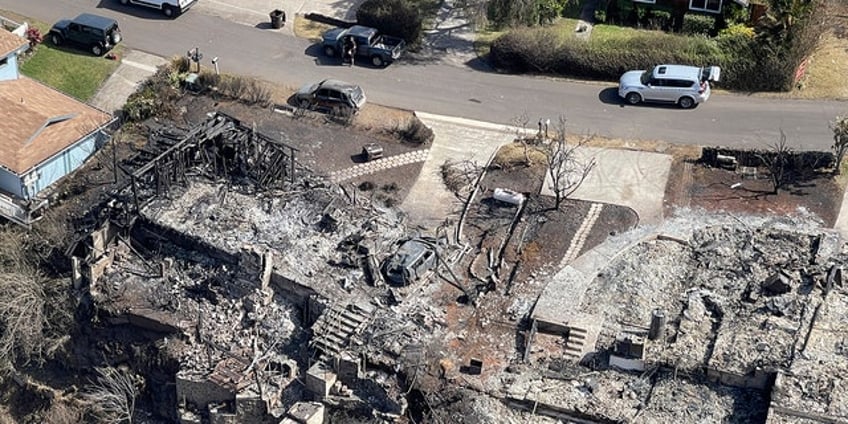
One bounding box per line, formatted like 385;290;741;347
124;112;299;213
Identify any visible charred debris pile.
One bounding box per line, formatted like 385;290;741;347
69;112;466;423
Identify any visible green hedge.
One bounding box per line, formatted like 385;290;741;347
681;14;714;36
490;27;723;80
489;0;823;92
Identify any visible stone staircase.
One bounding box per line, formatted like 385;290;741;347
564;326;589;361
310;302;374;358
562;314;603;363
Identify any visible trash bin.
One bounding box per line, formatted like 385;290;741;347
270;9;285;29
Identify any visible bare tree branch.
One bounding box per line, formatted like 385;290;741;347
545;116;596;209
82;367;142;424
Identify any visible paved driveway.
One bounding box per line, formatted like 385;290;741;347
541;148;672;225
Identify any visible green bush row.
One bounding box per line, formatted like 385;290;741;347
490;1;822;92
490;26;724;78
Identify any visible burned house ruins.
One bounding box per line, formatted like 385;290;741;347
71;112;459;422
66;110;848;424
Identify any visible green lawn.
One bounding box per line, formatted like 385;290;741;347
474;18;658;57
19;23;121;102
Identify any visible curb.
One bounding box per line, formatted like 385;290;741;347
415;111;526;135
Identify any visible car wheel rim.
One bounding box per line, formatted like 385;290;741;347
93;46;102;55
680;98;693;108
627;93;640;104
372;57;382;66
164;8;173;16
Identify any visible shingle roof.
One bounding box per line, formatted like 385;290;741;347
0;77;112;175
0;27;28;58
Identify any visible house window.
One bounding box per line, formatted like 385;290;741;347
633;0;657;4
690;0;722;12
0;57;7;68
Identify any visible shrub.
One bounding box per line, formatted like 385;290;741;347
123;88;157;122
594;9;607;23
719;23;755;38
488;0;540;29
646;10;671;31
682;14;715;36
170;56;191;73
122;67;181;122
720;2;750;25
196;70;220;90
357;0;423;45
25;27;42;48
393;116;435;145
242;79;272;106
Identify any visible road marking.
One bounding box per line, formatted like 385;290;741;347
121;59;159;73
416;111;525;135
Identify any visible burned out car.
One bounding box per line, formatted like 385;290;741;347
382;238;438;286
294;79;366;114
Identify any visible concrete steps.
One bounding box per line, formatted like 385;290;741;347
561;314;603;363
564;326;587;361
310;303;372;358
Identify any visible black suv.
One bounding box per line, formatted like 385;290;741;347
49;13;122;56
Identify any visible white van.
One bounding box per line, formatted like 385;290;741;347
118;0;198;18
618;64;721;109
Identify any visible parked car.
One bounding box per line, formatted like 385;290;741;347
294;79;366;113
618;64;721;109
48;13;121;56
321;25;405;67
117;0;198;18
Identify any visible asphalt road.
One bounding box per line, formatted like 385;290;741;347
3;0;845;149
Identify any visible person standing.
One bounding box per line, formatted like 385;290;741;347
349;37;358;66
343;36;355;66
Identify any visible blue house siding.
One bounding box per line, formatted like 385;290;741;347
0;53;19;82
0;167;24;198
22;131;102;198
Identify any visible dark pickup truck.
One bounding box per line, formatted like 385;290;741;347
321;25;405;67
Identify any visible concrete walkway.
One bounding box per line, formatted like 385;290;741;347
89;50;167;115
404;113;514;229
